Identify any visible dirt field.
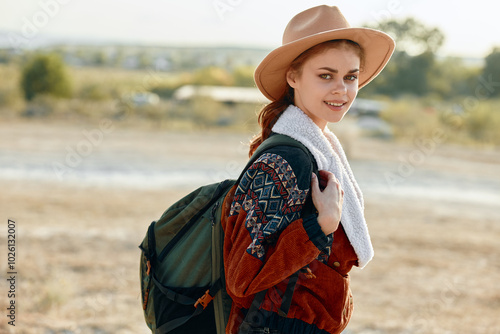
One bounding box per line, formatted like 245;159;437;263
0;119;499;334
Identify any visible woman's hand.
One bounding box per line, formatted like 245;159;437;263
311;170;343;235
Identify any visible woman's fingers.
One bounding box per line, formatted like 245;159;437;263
323;171;343;196
312;170;344;194
311;170;343;235
317;170;337;191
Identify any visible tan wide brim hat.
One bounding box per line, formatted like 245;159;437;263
254;5;396;101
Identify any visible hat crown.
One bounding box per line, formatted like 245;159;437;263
282;5;351;45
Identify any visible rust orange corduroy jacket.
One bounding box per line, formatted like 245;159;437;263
221;145;359;334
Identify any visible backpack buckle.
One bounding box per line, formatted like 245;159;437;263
194;290;214;309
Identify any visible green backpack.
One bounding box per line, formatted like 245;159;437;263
139;134;316;334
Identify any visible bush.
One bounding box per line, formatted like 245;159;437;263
21;53;73;100
380;97;441;140
464;100;500;144
79;84;114;101
191;66;233;86
150;83;183;99
381;97;500;146
232;65;256;87
482;48;500;98
0;64;25;114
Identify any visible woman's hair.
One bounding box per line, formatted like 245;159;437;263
248;39;364;157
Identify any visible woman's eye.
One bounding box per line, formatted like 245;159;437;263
345;75;358;81
319;74;332;80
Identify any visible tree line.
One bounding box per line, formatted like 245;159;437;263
9;17;500;102
361;18;500;99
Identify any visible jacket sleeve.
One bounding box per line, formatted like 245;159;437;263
223;146;331;298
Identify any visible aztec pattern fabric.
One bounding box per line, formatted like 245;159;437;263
229;153;309;260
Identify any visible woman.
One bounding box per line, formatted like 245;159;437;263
221;5;395;334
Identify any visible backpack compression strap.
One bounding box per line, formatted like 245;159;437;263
154;278;224;334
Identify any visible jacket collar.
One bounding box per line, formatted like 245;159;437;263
272;105;373;268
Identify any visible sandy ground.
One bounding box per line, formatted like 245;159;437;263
0;119;499;334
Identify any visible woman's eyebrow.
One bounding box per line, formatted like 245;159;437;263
319;67;360;73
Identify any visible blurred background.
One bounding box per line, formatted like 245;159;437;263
0;1;499;333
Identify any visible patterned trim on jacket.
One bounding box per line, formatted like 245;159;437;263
229;153;309;260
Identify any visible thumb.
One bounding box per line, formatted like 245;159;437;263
311;173;320;193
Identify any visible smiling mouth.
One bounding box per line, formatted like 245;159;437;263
325;101;346;107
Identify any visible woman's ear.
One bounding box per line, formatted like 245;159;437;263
286;69;297;88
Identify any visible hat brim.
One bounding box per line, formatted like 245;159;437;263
254;27;395;101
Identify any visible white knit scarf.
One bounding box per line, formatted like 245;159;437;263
272;104;373;268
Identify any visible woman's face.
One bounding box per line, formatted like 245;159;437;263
286;47;360;130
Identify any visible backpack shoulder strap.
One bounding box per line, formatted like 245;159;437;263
237;133;318;184
237;133;319;328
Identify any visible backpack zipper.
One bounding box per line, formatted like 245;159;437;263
212;198;225;334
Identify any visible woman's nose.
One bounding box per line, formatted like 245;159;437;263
331;79;347;95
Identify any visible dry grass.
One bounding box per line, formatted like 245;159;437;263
0;180;168;333
0;119;499;333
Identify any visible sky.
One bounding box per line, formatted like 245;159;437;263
1;0;499;58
